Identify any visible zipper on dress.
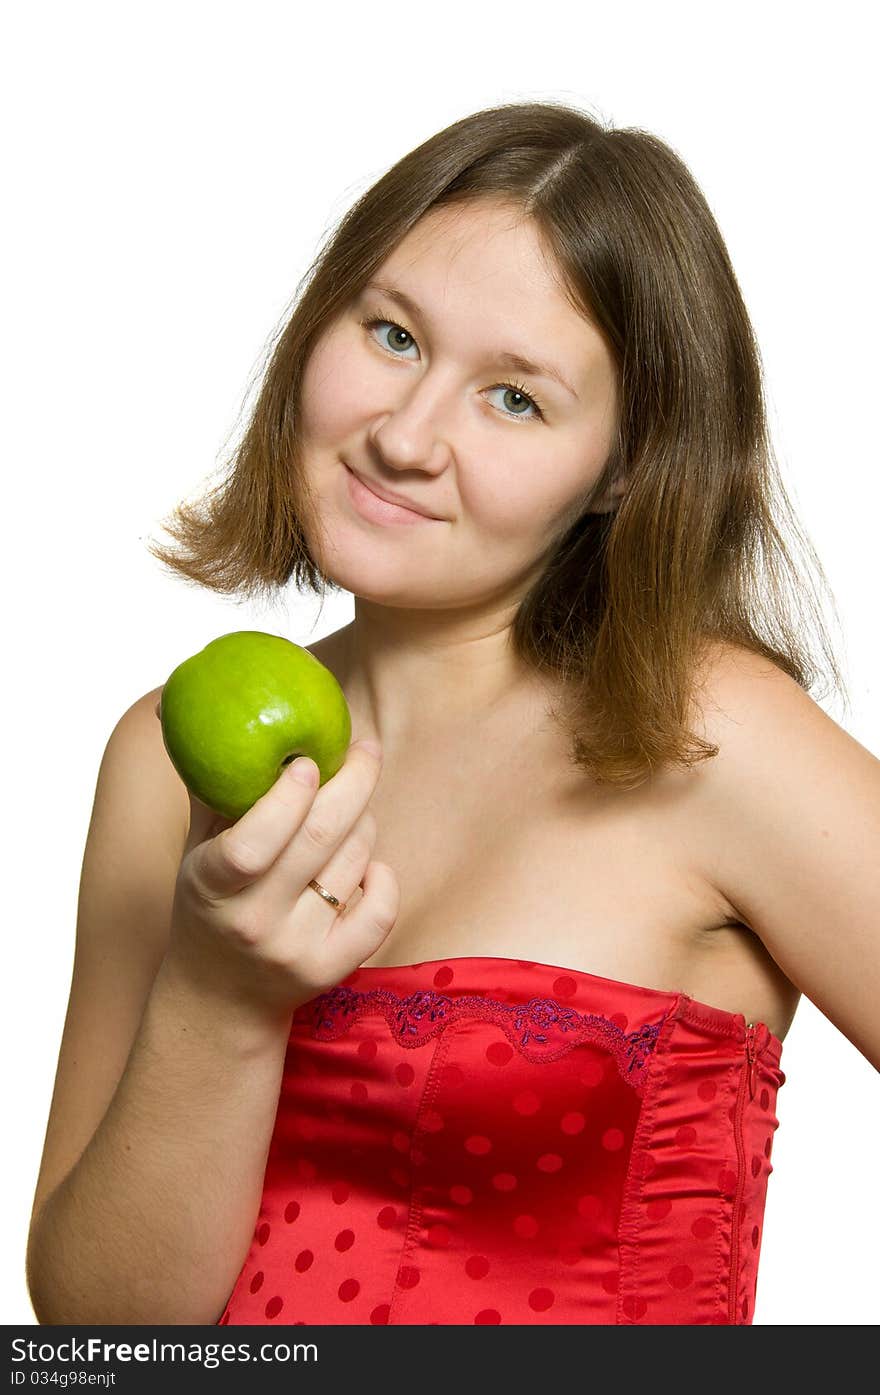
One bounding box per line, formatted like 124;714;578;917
728;1021;759;1324
745;1020;758;1100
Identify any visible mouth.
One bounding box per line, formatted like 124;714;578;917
343;462;444;526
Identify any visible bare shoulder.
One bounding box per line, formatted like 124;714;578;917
685;636;860;837
691;638;810;727
686;640;880;1067
689;638;867;792
106;684;191;858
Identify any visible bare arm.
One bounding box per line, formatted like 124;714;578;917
26;688;396;1325
27;960;295;1325
690;647;880;1069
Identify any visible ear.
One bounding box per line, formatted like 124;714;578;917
590;470;627;514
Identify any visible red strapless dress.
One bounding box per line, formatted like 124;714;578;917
217;956;785;1326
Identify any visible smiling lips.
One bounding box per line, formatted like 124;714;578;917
344;463;444;525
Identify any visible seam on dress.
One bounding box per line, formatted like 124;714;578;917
677;1003;742;1038
614;996;684;1324
387;1027;453;1323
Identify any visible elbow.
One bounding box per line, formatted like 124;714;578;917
25;1221;57;1325
25;1205;92;1326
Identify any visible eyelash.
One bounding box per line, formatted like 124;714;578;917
358;307;546;424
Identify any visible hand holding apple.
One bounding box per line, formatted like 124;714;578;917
160;736;399;1018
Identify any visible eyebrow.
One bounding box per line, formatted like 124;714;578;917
362;280;579;401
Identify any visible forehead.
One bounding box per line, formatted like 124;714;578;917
373;201;611;385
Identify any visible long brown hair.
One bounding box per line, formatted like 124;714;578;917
146;99;849;789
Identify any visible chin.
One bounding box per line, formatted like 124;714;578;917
320;544;451;609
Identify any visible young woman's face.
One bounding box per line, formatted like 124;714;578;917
298;200;620;611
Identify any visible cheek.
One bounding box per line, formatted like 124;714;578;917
465;460;583;539
299;333;364;443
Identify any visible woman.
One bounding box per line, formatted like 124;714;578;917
25;101;879;1326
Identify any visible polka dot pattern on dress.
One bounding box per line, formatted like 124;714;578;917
577;1194;602;1223
474;1308;501;1324
513;1214;539;1239
561;1111;586;1135
513;1089;541;1115
602;1128;625;1151
529;1287;555;1311
465;1135;492;1155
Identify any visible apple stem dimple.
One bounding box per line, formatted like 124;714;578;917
280;753;302;767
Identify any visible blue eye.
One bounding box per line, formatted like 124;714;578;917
359;310;546;424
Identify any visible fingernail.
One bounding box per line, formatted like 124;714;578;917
289;756;319;787
354;739;382;759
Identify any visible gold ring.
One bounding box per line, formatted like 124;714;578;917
308;878;347;914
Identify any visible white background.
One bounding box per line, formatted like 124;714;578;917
2;0;877;1327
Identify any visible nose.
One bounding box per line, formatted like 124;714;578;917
368;399;453;478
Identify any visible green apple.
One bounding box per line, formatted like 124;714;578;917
159;631;352;819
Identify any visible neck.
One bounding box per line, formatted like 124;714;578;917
331;601;557;758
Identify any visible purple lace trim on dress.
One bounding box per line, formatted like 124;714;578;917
306;985;667;1092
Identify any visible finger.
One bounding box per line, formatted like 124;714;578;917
293;807;377;929
261;741;383;896
322;860;400;975
192;755;321;899
196;742;380;901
